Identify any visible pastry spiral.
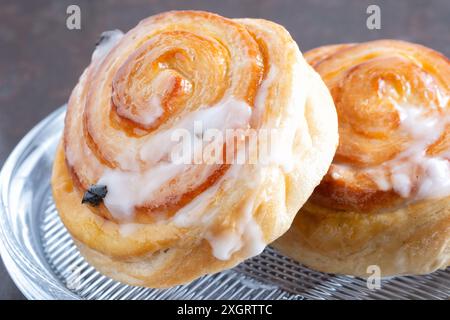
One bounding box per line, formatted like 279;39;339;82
51;11;338;287
275;40;450;277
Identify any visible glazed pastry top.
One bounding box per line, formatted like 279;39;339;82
305;40;450;212
60;11;336;262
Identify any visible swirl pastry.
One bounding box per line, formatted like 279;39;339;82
275;40;450;277
51;11;338;287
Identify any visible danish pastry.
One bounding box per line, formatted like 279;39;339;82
275;40;450;277
51;11;338;287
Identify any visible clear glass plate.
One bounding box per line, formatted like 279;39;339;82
0;106;449;300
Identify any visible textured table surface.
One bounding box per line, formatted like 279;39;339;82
0;0;449;300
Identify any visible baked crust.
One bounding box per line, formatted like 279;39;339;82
274;199;450;277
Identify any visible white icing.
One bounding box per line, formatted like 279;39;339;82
241;216;266;258
205;230;242;260
127;95;164;128
99;162;185;220
138;96;252;166
173;165;266;261
99;96;252;220
391;171;412;198
416;157;450;198
368;103;450;199
91;30;124;62
369;173;391;191
205;192;265;261
331;171;342;180
395;103;439;141
119;223;142;237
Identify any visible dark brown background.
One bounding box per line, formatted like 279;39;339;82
0;0;448;300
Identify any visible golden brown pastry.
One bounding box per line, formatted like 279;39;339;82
275;40;450;277
51;11;338;287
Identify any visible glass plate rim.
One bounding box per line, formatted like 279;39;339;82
0;105;79;300
0;105;448;300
